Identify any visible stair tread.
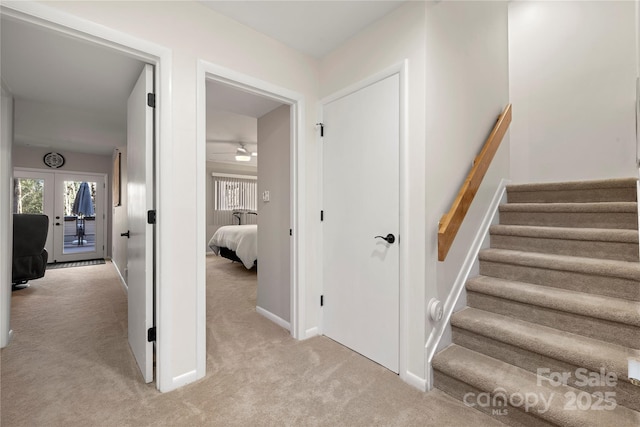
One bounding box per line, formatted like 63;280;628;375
500;202;637;213
479;248;640;280
434;344;640;427
467;275;640;327
452;307;639;379
490;224;639;243
506;178;638;193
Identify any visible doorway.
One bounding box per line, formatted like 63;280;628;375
196;62;306;374
13;168;106;263
1;5;166;389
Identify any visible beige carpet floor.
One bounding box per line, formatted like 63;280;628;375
1;256;501;426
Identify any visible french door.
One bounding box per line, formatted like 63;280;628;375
13;169;106;263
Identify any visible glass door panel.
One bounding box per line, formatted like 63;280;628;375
13;178;45;214
53;173;105;263
61;180;97;255
13;170;55;258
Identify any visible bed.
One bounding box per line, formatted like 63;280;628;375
208;224;257;269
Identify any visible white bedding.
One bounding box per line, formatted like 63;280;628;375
208;224;257;269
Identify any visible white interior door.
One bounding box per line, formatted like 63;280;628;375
322;73;400;372
127;64;155;383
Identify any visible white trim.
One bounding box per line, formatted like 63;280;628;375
320;62;407;106
305;326;319;338
112;258;128;293
424;178;509;390
13;167;104;178
318;61;409;381
171;370;199;390
405;370;427;391
211;172;257;180
397;60;411;387
0;89;13;349
2;1;173;392
256;306;291;331
196;60;306;384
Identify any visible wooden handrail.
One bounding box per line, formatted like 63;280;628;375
438;104;512;261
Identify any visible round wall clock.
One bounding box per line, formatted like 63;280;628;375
43;152;65;169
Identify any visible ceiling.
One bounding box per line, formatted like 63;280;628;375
206;80;286;167
1;16;144;155
1;1;405;157
200;1;406;58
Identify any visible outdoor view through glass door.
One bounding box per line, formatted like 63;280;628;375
61;180;97;256
13;169;106;263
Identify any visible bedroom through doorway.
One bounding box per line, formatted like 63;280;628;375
204;78;293;341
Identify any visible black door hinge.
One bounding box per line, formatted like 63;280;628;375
320;210;324;221
147;93;156;108
320;295;324;307
289;229;292;236
147;327;156;342
147;210;156;224
316;122;324;137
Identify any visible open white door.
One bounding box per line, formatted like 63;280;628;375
322;74;400;372
127;64;155;383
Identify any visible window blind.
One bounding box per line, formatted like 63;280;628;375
212;174;257;225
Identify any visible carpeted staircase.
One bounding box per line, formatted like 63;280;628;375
433;178;640;426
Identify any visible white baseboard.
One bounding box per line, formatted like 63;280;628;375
112;260;128;293
304;326;319;339
403;370;427;391
256;306;290;331
424;178;509;390
171;369;198;390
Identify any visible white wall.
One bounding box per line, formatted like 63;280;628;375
1;85;14;348
509;1;637;183
111;147;128;285
31;0;319;391
12;145;114;257
319;1;427;383
423;0;510;380
257;104;290;323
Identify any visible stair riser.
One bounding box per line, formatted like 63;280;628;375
452;328;640;413
506;188;637;204
467;292;640;349
499;211;638;230
433;371;554;427
490;234;640;263
479;261;640;301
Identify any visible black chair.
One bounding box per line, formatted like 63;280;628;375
12;214;49;291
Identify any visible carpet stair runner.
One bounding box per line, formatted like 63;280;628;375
433;177;640;426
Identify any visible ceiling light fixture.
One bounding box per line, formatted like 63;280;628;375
235;145;252;162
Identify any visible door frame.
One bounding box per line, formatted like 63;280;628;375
318;61;409;382
13;168;107;263
196;60;306;374
0;2;171;391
